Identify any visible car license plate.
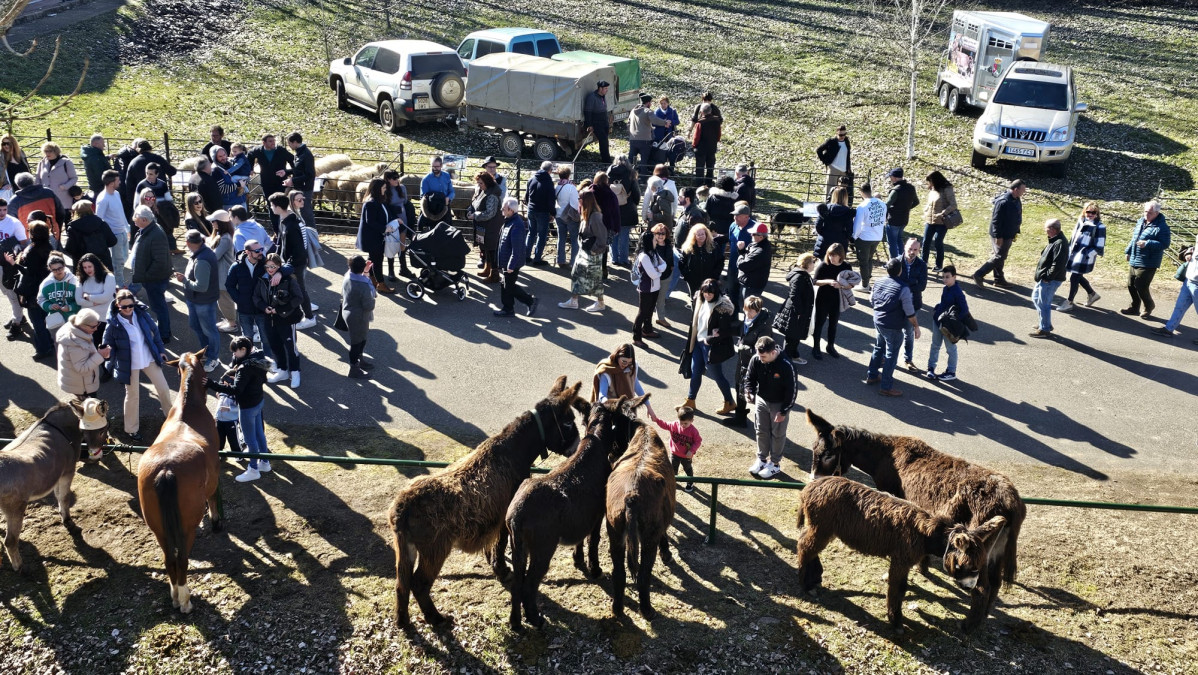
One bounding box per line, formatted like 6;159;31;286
414;97;431;110
1003;146;1035;157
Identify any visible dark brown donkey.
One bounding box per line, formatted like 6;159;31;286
138;349;221;614
796;476;1007;630
605;412;676;620
805;410;1026;632
505;394;647;630
2;398;110;572
389;375;589;628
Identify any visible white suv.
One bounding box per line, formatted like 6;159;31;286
329;40;466;131
971;63;1086;177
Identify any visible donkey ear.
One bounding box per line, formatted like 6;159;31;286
972;516;1008;547
565;380;583;399
806;409;833;435
628;393;650;411
548;375;568;396
68;398;85;416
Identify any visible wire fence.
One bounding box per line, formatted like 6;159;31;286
1158;188;1198;265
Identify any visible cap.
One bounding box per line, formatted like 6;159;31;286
733;204;752;216
887;167;904;178
749;222;769;236
78;397;109;431
639;93;652;104
596;80;610;88
185;229;205;244
208;209;231;222
481;156;499;168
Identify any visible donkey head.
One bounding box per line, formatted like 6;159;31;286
597;393;650;459
806;410;848;479
941;516;1008;591
68;397;111;461
536;376;585;460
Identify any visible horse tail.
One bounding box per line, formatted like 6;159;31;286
154;470;187;584
624;495;641;575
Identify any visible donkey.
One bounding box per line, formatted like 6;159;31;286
389;375;589;628
2;398;110;572
605;414;676;620
137;349;221;614
805;410;1026;632
795;476;1007;630
506;394;647;630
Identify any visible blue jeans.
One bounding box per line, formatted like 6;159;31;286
239;400;268;469
525;211;552;263
922;223;947;268
667;249;682;295
1165;279;1197;332
885;225;904;260
187;300;221;359
555;216;578;266
141;279;172;340
610;226;631;266
27;303;54;355
1032;280;1063;331
927;321;957;374
687;342;733;402
238;312;273;360
902;319;917;363
867;326;904;391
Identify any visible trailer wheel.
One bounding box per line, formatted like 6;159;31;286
970;150;987;170
937;83;950;109
946;87;961;114
500;132;523;157
455;286;467;301
532;137;559;161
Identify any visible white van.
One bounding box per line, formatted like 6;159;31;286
971;63;1086;176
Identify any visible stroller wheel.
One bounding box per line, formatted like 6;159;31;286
405;282;425;300
455;286;467;301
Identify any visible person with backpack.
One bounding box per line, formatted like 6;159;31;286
607;156;639;268
691;102;722;187
63;201;117;273
552;166;580;270
523;161;557;267
926;265;969;382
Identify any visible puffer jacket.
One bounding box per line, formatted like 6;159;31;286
1125;212;1170;269
253;267;304;325
99;298;167;385
684;292;737;364
56;322;104;395
206;349;270;409
773;266;814;341
64;214;117;271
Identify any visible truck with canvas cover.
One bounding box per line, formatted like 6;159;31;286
550;50;642;120
462;53;616;161
936;11;1050;114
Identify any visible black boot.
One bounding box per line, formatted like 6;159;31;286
386;258;398;283
399;257;415;279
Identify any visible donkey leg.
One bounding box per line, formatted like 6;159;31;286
393;535;416;629
490;527;512;584
53;471;78;532
412;549;451;627
572;541;587;575
961;587;988;633
586;520;603;579
796;528;830;594
607;522;627;617
3;505;27;572
637;538;658;620
659;534;673;566
886;560;911;630
523;544;555;629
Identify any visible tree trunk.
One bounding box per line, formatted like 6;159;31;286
907;60;918;160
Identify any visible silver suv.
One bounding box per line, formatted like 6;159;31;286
971;63;1086;177
329;40;466;131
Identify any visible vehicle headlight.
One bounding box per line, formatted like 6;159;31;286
983;119;1000;135
1049;126;1069;142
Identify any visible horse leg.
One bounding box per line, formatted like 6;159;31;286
586;520;603;579
887;560;912;630
207;487;224;534
522;543;555;629
637;536;658;620
53;473;78;532
411;546;451;627
3;504;27;572
607;521;626;618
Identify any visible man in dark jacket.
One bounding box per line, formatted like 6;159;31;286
674;187;709;249
226;240;274;361
1030;219;1069;338
726;204;755;308
247;134;294;234
884;167;919;259
191;157;225;214
734;164;757;210
898;237;928;370
283;132;316;227
1122;200;1170;318
523;161;557;266
123;140;177;213
201;126;232;162
744;336;795;479
79;134;112;195
737;222;772;301
63;201;117;271
113;139;143;218
129;204;174;341
972;179;1026;288
494;197;537;318
725;295;773;429
816;125;851;200
583;81;612;163
174;229;222;369
867;258;920;397
269;192;313;327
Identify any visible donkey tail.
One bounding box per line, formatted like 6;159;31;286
154;470;187;583
624;495;641;575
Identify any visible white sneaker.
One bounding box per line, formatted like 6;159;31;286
290;371;301;389
558;298;579;309
267;370;290;384
203;359;219;373
309;303;319;312
256;459;272;473
758;462;781;479
217;320;239;333
295;317;317;330
749;458;766;475
235;467;260;482
253;327;262;342
1086;292;1101;307
584;301;605;313
1058;300;1074;313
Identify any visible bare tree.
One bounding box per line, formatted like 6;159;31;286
864;0;953;160
1;0;89;135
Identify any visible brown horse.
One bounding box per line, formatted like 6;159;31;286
137;349;221;614
805;410;1026;632
389;375;589;628
2;399;110;572
605;414;676;620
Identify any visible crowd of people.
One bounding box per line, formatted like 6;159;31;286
0;111;1192;484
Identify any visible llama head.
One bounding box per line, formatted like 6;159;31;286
806;409;847;479
942;516;1008;590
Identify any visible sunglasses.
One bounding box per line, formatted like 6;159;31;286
1085;210;1097;215
118;304;135;310
249;248;263;254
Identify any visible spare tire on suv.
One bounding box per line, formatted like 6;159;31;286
432;72;465;108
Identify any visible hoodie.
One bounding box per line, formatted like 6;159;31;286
37;270;79;322
206;349;271;409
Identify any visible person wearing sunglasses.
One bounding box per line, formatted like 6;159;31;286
56;308;110;400
224;239;275;363
36;253;79;336
101;289;172;442
816;125;851;201
1060;202;1105;312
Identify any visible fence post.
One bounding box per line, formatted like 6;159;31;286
163;132;171;167
399;144;405;176
45;128;51;142
704;482;719;545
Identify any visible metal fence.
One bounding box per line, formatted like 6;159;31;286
1159;189;1198;265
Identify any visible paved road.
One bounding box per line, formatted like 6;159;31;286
3;237;1194;484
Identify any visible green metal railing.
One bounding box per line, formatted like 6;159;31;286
9;440;1192;546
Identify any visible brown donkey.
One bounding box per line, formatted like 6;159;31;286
605;414;676;620
795;476;1007;630
389;376;589;628
505;394;646;630
137;349;221;614
806;410;1026;632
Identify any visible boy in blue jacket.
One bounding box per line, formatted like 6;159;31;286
926;265;969;382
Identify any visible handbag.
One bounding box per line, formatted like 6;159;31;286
678;347;693;380
943;209;963;229
45;312;66;330
333;301;349;331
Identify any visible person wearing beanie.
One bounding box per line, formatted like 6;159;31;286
628;92;672;178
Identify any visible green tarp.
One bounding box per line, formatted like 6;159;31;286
551;50;642;97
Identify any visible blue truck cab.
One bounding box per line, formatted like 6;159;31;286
456;28;562;65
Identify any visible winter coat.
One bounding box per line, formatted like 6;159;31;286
498;212;528;271
898;255;928;310
226;255;267;314
1125;212;1170;269
100;298;167;385
628;105;669;141
278;213;308;268
734;308;774;387
988;190;1022;239
704;188;737;235
653;106;680;142
684;292;737;365
813;203;854;259
679;243;724;292
922;185;957;225
8;183;61;236
182;244;220;304
1066;217;1106;275
210;232;236;289
130;222;172;283
192;170;224;214
357;200;390;255
15;242;52;303
578;210;608;255
79;144;112;194
525;169;557;214
63;214;117;271
469;185;504;250
253;267;304;326
773;266;814;341
737;237;772;289
734;175;757;210
933;283;970;326
837;270;862;312
593;184;622;233
674;203;710;249
247;145;294;197
726;219;754;279
288;144;316;192
816;136;852;173
1035;232;1069;283
341;274;376;344
56;322;104;395
35;156;78;212
582;90;609;131
885;180;920;229
609;163;640;230
206;350;270;410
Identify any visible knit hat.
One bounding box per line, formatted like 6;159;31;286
597;80;610;88
639;93;652;104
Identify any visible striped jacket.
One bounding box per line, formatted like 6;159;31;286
1067;217;1106;275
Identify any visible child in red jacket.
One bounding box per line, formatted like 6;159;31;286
650;405;702;493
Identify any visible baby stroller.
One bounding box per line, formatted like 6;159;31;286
404;220;472;301
651;128;690;165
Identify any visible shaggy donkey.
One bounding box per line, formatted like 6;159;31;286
605;409;676;620
389;376;589;628
506;395;646;630
806;410;1026;632
796;476;1007;630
